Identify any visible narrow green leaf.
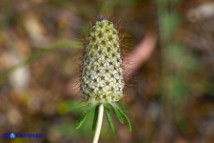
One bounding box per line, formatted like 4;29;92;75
110;103;124;124
115;104;132;131
92;105;99;131
104;106;115;133
76;103;97;129
120;110;132;132
75;111;88;129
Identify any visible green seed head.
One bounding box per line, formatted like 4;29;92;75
80;19;124;103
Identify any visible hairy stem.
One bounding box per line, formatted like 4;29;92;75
92;104;104;143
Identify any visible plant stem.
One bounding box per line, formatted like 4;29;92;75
92;104;104;143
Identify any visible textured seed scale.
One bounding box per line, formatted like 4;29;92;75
80;19;124;103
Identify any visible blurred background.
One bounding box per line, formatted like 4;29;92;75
0;0;214;143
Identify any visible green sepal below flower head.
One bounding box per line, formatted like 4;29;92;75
76;102;132;132
110;103;132;132
75;102;98;130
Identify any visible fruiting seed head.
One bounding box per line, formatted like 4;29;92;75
81;19;124;103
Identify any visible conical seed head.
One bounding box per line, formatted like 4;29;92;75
81;19;124;103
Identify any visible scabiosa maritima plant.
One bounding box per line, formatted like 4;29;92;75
77;17;131;143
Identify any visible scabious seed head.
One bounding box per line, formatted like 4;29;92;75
80;19;124;103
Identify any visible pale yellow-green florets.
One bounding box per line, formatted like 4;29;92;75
81;19;124;103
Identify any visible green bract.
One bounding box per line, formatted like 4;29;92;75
81;19;124;103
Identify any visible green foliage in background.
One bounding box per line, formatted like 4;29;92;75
156;0;201;132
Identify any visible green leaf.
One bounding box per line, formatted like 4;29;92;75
110;103;124;124
92;105;99;131
104;106;115;133
75;111;88;129
76;103;97;129
115;104;132;132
